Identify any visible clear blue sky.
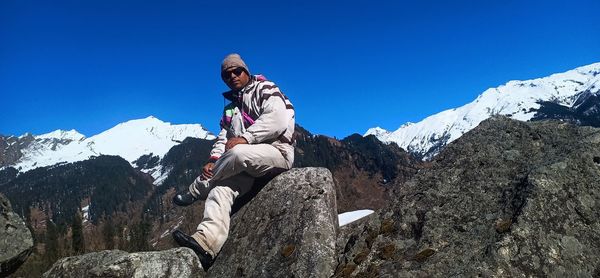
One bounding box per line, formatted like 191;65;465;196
1;0;599;138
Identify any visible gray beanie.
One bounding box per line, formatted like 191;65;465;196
221;53;250;75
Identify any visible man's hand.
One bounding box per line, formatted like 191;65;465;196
225;137;248;151
201;162;214;180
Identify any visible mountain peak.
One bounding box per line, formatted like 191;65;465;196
8;117;216;173
574;62;600;75
18;133;33;139
36;129;86;141
116;116;166;127
138;115;162;122
364;127;389;137
367;62;600;160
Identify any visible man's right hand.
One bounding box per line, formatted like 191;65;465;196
201;162;214;180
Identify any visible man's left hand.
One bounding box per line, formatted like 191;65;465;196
225;137;248;151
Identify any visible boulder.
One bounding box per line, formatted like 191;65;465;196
0;193;34;277
43;248;201;278
335;117;600;277
43;167;339;277
208;167;338;277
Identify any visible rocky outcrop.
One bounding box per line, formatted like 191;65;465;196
0;193;34;277
209;167;338;277
335;117;600;277
0;134;32;168
44;167;338;277
43;248;201;278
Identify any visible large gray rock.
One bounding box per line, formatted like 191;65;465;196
43;248;201;278
0;193;34;277
43;250;129;278
208;167;338;277
335;117;600;277
43;167;339;277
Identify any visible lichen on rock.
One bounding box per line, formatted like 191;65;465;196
208;167;338;277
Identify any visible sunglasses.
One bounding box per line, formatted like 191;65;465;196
222;67;245;80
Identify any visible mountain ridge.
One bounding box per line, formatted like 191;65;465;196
366;62;600;159
0;116;215;174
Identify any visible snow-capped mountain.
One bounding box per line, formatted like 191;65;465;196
2;116;215;173
365;62;600;160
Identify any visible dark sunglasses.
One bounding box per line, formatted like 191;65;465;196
222;67;245;80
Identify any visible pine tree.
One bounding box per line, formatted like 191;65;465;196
129;218;152;251
116;223;128;250
45;218;59;265
102;218;115;249
71;212;85;254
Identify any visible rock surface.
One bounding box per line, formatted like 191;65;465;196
0;193;34;277
43;248;201;278
335;117;600;277
43;167;338;277
208;167;338;277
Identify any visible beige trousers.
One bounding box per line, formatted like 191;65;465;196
190;143;290;257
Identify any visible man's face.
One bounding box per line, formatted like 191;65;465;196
222;67;250;90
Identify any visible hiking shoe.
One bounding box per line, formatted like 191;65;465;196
172;230;214;271
172;191;199;206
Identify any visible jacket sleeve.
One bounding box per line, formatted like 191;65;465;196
240;86;290;144
209;128;227;162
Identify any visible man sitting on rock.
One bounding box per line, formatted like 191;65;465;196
172;53;295;270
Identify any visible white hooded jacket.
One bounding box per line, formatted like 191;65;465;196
209;76;295;168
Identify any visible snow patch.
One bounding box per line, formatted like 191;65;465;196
160;229;171;239
18;133;32;139
364;127;389;137
37;129;86;141
339;209;374;226
152;166;172;186
82;205;90;223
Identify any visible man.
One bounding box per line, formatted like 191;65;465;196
172;53;295;270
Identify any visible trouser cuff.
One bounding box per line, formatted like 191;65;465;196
191;232;216;257
189;177;209;199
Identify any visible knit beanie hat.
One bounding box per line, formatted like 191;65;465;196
221;53;250;76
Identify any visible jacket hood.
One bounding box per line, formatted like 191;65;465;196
222;76;258;102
